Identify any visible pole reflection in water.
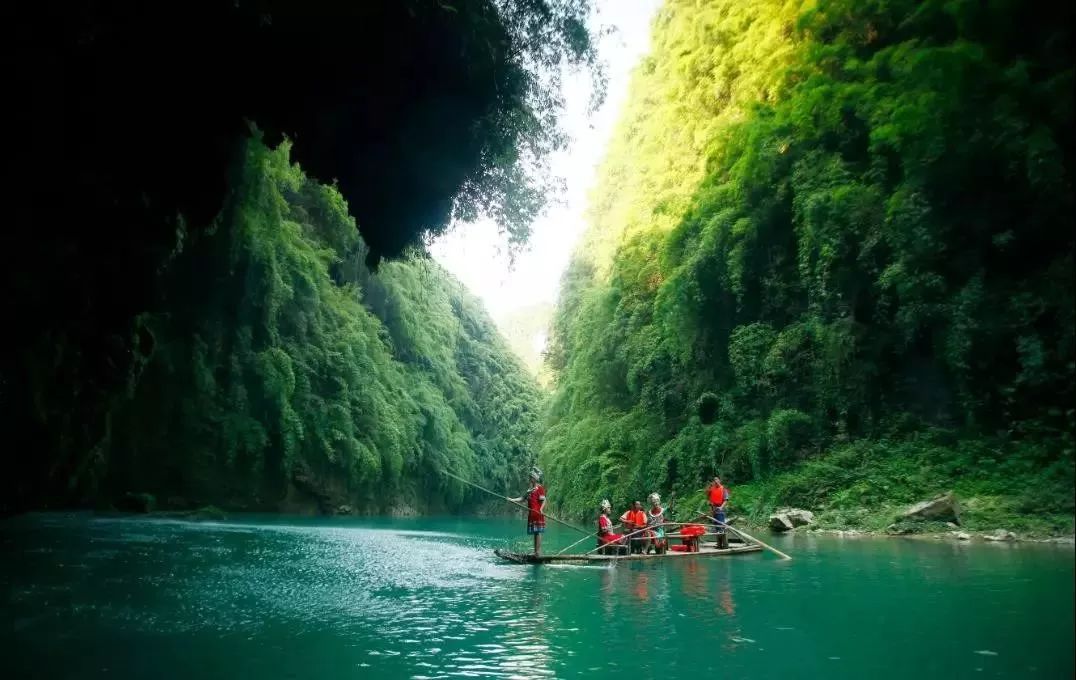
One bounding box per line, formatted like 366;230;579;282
497;567;553;677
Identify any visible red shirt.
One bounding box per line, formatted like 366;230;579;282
598;514;622;544
527;485;546;520
708;484;727;506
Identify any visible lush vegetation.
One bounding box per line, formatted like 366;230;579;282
542;0;1074;533
498;302;556;386
5;1;596;512
85;140;541;513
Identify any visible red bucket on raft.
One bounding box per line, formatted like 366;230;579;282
679;524;705;552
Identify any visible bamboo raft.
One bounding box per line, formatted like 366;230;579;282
436;469;792;564
494;542;763;564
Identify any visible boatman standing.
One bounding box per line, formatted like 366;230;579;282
509;467;546;557
708;475;729;548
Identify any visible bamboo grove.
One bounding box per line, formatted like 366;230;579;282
74;141;543;513
541;0;1074;531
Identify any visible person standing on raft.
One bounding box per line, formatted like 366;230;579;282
708;475;729;548
509;467;546;557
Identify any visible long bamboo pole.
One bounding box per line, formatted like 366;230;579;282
441;469;591;536
556;528;605;555
694;512;792;561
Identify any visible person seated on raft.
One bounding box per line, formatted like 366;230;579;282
597;499;625;554
620;501;649;554
645;492;670;555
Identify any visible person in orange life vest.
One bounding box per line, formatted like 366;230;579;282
596;499;624;554
620;500;648;554
509;467;546;556
708;475;729;536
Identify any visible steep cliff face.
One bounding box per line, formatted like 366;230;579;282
4;1;596;513
92;142;543;514
542;0;1074;529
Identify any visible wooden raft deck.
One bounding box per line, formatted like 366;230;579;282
494;543;763;564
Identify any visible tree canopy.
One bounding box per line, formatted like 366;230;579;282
28;140;543;513
542;0;1074;522
4;1;596;511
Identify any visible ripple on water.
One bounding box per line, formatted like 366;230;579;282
4;516;1072;679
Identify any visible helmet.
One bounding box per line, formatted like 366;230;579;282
647;492;661;506
600;499;612;512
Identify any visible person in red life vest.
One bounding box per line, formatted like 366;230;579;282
620;500;648;554
708;475;729;547
596;499;624;554
509;467;546;556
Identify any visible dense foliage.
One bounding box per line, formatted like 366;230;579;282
5;1;594;511
93;141;541;513
498;302;556;386
543;0;1074;528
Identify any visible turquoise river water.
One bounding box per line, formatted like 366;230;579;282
1;513;1072;679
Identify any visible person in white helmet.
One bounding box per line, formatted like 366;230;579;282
596;499;624;554
646;492;670;555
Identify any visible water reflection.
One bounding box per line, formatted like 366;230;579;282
718;583;736;617
681;558;706;600
493;567;553;677
2;514;1072;679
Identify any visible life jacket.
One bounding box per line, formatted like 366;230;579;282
621;509;646;528
708;484;727;506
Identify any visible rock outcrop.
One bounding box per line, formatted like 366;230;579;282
899;492;961;525
769;514;795;532
290;461;349;515
768;508;815;532
983;529;1017;542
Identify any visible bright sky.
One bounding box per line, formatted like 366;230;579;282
431;0;661;323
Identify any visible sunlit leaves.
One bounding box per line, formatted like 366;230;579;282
542;0;1074;515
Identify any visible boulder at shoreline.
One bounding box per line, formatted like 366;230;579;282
899;492;961;525
769;508;815;532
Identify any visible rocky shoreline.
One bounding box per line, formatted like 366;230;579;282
749;492;1075;545
796;527;1075;544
